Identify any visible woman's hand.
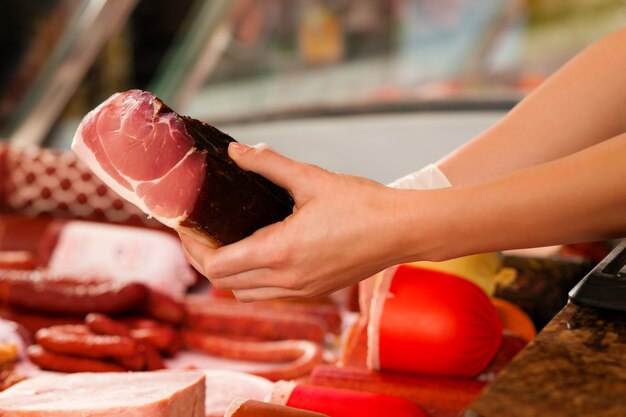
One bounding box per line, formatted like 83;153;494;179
180;142;417;302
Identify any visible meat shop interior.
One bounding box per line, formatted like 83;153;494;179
0;1;625;416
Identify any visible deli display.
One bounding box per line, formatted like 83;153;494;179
0;139;599;416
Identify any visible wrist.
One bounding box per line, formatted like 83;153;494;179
386;188;458;264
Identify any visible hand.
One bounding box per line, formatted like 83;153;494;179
180;142;414;302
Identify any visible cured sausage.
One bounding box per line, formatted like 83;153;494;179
144;290;186;325
85;314;165;370
0;270;148;315
270;382;428;417
85;313;132;337
225;399;329;417
185;301;326;343
27;344;126;373
189;297;341;335
310;365;486;416
113;353;146;371
35;325;139;358
182;330;322;381
367;265;502;378
0;251;38;270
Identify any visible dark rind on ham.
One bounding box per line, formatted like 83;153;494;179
0;145;8;210
152;99;293;245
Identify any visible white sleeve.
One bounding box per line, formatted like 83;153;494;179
387;164;451;190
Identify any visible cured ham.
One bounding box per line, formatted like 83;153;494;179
72;90;293;247
0;370;205;416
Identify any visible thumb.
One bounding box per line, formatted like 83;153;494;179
228;142;303;190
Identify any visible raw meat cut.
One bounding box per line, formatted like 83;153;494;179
72;90;294;247
0;370;205;416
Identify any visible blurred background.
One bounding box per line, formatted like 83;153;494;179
1;0;625;183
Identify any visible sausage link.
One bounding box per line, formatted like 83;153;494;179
36;325;139;358
225;399;329;417
84;313;165;369
113;353;146;371
27;344;125;373
182;330;322;381
185;302;326;343
0;251;38;270
143;290;186;324
0;270;148;315
85;313;132;337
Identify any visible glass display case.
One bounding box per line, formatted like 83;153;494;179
0;0;624;159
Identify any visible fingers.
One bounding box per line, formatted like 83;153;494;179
228;142;305;191
233;287;305;302
179;226;284;279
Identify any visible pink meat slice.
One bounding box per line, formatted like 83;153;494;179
72;90;203;223
0;370;205;417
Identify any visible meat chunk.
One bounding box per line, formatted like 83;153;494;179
72;90;294;247
0;370;205;416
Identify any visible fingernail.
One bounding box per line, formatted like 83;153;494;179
229;142;251;155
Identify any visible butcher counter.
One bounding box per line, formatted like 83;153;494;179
464;301;626;417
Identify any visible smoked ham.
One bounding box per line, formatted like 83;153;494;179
72;90;294;247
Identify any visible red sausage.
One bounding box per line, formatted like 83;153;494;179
143;290;186;325
0;251;38;270
85;313;165;370
226;399;329;417
27;344;125;373
185;302;326;343
36;325;139;358
182;330;322;381
0;270;148;315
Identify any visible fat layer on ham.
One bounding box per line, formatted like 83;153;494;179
0;370;205;417
72;90;293;247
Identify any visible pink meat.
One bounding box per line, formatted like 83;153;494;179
0;370;205;417
72;90;294;247
73;90;204;223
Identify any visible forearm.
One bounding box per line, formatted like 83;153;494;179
438;27;626;186
404;132;626;261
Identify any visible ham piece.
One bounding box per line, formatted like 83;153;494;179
72;90;293;247
0;370;205;416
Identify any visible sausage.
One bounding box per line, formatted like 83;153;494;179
0;251;38;270
84;313;165;370
143;342;166;370
0;269;148;315
225;399;330;417
309;365;486;416
27;344;125;373
270;382;428;417
181;330;322;381
0;214;56;253
144;290;186;325
130;326;179;354
190;297;342;335
36;324;139;358
185;301;326;343
85;313;132;337
0;306;82;335
113;353;146;371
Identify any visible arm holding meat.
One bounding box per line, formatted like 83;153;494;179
181;133;626;301
436;26;626;186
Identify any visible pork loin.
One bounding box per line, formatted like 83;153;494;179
72;90;294;247
0;370;205;416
